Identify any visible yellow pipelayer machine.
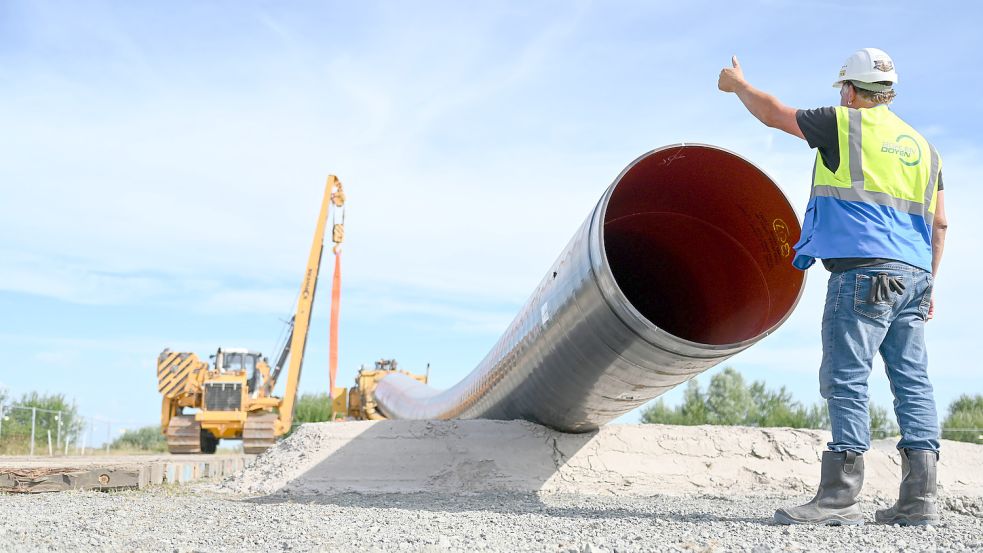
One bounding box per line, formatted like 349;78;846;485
156;177;343;454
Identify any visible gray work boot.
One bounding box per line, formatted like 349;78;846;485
875;448;940;526
774;450;865;525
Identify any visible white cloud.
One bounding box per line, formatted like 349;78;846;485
0;3;748;312
199;288;298;315
0;250;173;305
33;350;79;366
345;293;515;336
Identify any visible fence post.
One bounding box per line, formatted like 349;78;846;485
47;430;53;456
83;421;93;456
30;407;37;456
105;421;111;453
0;404;4;440
56;411;62;450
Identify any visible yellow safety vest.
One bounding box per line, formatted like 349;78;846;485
792;105;941;272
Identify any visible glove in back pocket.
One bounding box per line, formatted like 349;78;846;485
853;273;895;319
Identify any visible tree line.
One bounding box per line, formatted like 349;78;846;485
641;367;983;445
4;381;980;453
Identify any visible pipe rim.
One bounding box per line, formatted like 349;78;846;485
589;143;807;357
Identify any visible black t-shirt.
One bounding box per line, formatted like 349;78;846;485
795;108;942;272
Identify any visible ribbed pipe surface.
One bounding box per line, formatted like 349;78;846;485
374;144;805;432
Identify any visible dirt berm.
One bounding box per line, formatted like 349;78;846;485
221;420;983;503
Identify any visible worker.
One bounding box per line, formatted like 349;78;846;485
718;48;947;526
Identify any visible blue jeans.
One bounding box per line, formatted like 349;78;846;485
819;262;940;453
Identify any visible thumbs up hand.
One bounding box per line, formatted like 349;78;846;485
718;55;746;93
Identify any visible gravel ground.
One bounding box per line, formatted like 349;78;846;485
1;487;981;552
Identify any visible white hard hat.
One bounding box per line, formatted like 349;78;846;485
833;48;898;91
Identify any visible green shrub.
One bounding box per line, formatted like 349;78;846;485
293;393;334;425
0;391;84;454
942;395;983;444
112;426;167;452
869;404;896;439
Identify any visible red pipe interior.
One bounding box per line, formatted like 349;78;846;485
603;146;804;346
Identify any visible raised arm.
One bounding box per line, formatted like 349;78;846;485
718;56;805;140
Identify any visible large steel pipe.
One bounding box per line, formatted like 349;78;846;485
374;144;805;432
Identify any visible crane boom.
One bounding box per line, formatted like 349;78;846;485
274;175;339;435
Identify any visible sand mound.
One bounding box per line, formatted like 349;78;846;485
220;420;983;501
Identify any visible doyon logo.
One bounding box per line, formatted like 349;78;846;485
881;134;921;167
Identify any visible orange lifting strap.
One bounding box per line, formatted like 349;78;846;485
328;176;346;398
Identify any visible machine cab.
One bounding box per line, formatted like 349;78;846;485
214;348;263;374
212;347;271;398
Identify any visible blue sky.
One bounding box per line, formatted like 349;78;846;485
1;1;980;434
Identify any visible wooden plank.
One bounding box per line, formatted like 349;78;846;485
0;454;248;493
149;462;165;485
0;468;141;493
